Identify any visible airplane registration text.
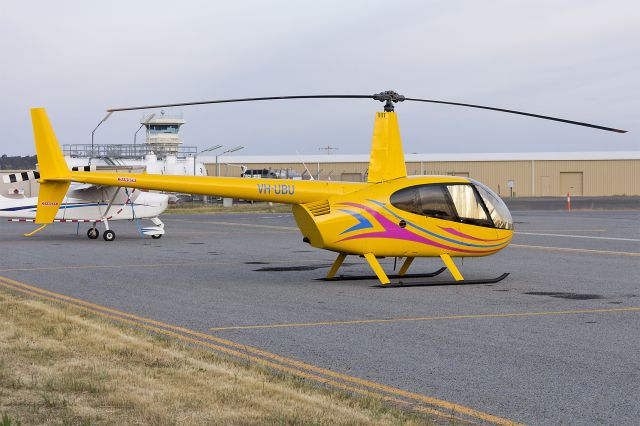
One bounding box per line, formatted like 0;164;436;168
257;183;295;195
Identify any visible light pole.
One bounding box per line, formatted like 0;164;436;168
134;113;156;151
196;145;223;176
90;111;113;158
216;146;244;176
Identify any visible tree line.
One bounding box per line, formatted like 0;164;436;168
0;154;37;170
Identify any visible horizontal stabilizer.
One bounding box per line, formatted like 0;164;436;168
71;165;97;172
35;181;70;224
2;171;40;184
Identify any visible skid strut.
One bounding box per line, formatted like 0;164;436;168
398;257;414;276
364;253;390;284
322;253;446;282
440;253;463;281
325;253;347;279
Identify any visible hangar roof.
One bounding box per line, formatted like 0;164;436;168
200;151;640;164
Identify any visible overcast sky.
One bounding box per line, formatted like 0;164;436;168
1;0;638;156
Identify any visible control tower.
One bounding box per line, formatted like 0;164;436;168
63;110;205;176
144;111;185;157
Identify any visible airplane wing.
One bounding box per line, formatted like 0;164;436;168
70;183;99;191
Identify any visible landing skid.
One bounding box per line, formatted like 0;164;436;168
323;252;510;287
375;273;510;288
319;267;447;282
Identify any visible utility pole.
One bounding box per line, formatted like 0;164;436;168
216;146;244;176
90;112;113;158
198;145;223;176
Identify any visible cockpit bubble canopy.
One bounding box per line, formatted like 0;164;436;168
389;180;513;230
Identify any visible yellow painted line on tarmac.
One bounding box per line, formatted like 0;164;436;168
0;261;221;273
0;258;331;273
0;275;522;426
509;244;640;257
169;230;290;235
209;307;640;331
166;219;298;231
517;229;608;233
516;232;639;242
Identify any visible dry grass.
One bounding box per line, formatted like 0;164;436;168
0;289;434;425
166;202;292;215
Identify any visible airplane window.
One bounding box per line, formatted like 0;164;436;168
417;186;456;219
390;185;456;220
446;184;492;226
471;180;513;230
390;186;420;215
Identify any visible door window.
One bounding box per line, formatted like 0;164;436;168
390;185;456;220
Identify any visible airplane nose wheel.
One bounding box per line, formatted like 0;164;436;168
87;228;99;239
103;230;116;241
151;234;162;239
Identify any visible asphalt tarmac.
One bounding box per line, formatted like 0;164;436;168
0;209;638;425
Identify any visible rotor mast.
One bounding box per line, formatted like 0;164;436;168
373;91;405;112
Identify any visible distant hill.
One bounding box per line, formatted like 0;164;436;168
0;154;37;170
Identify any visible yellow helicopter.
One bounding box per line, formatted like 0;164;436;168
29;91;626;286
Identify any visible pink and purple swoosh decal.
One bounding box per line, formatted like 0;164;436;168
438;226;510;242
336;202;505;254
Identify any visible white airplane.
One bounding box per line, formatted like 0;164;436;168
1;170;168;241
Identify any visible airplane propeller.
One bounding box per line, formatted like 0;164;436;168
107;90;627;133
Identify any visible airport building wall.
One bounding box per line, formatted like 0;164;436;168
2;153;637;198
204;153;640;197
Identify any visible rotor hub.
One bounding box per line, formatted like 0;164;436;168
373;91;405;112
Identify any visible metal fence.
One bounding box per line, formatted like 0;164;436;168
63;144;198;159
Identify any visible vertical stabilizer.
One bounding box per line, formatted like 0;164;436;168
31;108;70;224
367;112;407;183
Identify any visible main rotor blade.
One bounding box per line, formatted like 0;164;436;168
404;97;627;133
107;91;626;133
107;95;373;112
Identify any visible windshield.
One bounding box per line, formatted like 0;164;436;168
471;179;513;230
446;184;491;227
390;182;513;230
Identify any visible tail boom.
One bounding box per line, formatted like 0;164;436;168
70;172;364;204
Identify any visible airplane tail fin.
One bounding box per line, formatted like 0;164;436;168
31;108;70;224
367;112;407;183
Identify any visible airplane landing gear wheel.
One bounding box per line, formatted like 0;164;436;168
103;230;115;241
151;234;162;239
87;228;99;239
